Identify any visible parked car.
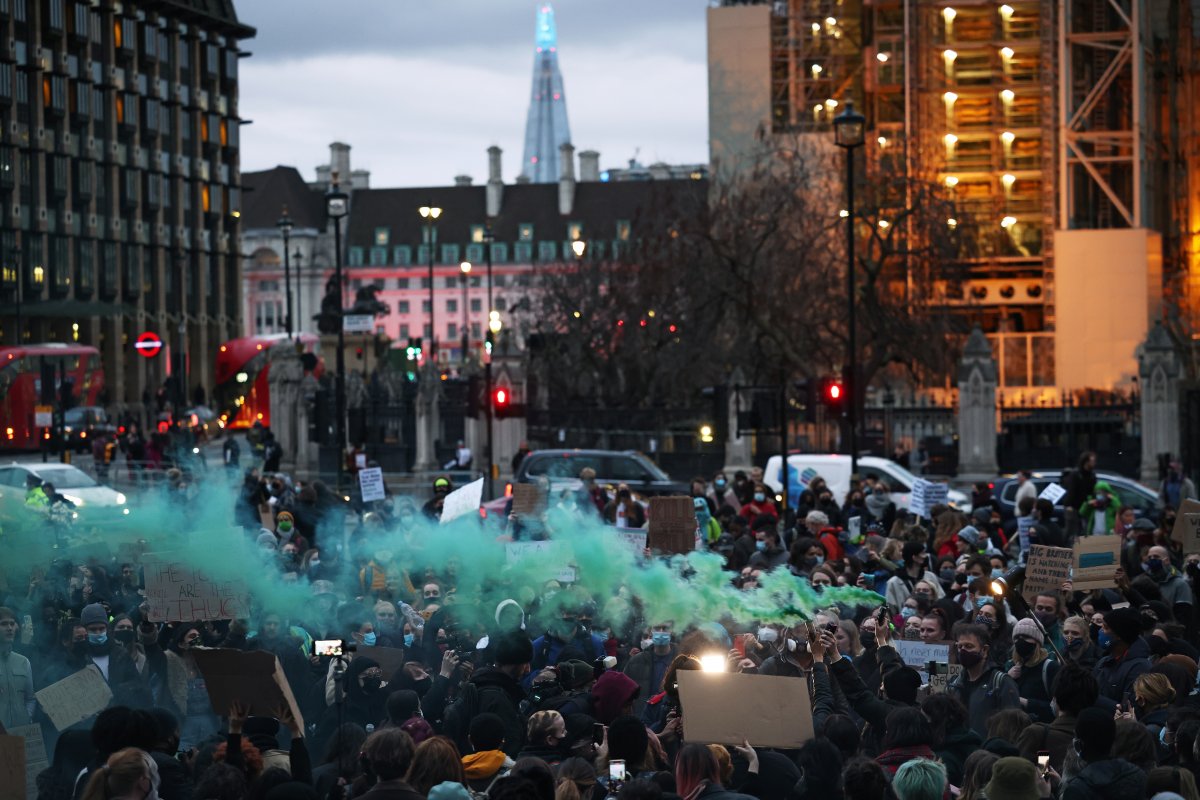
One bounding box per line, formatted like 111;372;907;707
762;453;971;511
514;449;688;496
62;406;117;452
991;470;1159;523
0;462;131;522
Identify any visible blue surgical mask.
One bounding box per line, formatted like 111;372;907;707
1160;726;1169;746
651;632;671;648
756;540;767;551
1097;630;1112;651
991;568;1004;579
362;632;377;647
974;596;989;610
754;492;766;503
715;479;727;489
87;632;107;646
901;607;917;619
404;633;415;648
812;555;825;566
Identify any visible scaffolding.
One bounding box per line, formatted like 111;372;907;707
769;0;865;133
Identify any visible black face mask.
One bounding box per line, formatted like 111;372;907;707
113;629;136;645
1014;639;1037;660
958;650;983;669
412;677;432;696
361;676;383;693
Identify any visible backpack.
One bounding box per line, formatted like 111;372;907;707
443;681;507;755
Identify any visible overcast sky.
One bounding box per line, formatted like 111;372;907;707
236;1;710;189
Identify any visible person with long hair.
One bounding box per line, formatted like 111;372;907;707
406;736;467;797
1146;766;1200;800
1004;618;1059;723
673;743;754;800
957;750;1000;800
78;748;157;800
554;757;602;800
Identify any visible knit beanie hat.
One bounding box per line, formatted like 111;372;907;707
1012;617;1044;645
983;757;1040;800
81;603;108;628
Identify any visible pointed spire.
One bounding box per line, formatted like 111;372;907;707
521;3;572;183
535;4;557;50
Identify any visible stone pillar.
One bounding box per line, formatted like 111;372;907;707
724;369;752;467
412;363;441;473
1137;322;1181;485
268;341;305;469
957;326;999;478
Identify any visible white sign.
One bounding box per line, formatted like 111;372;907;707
34;407;52;427
909;479;949;519
893;639;952;680
342;314;374;333
1039;483;1067;504
440;477;484;524
358;467;385;503
505;541;577;583
616;529;648;556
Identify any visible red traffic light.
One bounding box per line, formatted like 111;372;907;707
493;388;509;407
827;383;842;401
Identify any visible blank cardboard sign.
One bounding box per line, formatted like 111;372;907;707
676;671;814;749
191;648;305;730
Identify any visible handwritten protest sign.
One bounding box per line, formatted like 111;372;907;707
440;478;484;524
909;479;949;519
143;552;251;622
615;529;648;556
5;725;47;800
34;666;112;730
1017;516;1034;553
511;483;546;517
1171;499;1200;551
894;640;952;680
927;663;962;695
358;467;386;503
190;648;304;730
647;497;696;554
1023;545;1074;603
677;671;813;749
1072;535;1121;591
1039;483;1067;504
506;541;577;583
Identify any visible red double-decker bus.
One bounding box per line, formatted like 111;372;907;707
0;343;105;449
214;333;322;430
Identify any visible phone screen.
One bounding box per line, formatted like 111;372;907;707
1037;751;1050;770
593;724;605;745
609;760;626;781
313;639;343;657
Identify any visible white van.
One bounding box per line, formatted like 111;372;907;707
761;454;970;512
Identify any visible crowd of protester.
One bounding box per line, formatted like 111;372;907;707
2;448;1199;800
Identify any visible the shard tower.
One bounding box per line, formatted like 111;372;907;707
520;4;572;183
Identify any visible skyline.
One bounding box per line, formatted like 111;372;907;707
236;1;710;189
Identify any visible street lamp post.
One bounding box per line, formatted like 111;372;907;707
483;226;495;497
11;246;21;345
326;188;350;488
277;207;294;340
419;206;442;362
459;261;471;364
834;100;866;478
293;249;304;336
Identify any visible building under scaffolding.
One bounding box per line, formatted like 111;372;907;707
708;0;1200;397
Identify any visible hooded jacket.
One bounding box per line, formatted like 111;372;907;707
589;671;639;724
1079;481;1118;534
1059;757;1148;800
1094;635;1151;709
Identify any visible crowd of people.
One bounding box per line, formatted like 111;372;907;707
1;445;1199;800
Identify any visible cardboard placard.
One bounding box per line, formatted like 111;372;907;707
1072;535;1121;591
1039;483;1067;504
1023;545;1074;603
142;553;252;622
927;663;962;695
676;671;814;749
511;483;546;517
190;648;304;730
440;478;484;524
7;725;47;800
34;666;112;730
647;496;696;555
358;467;386;503
1170;499;1200;550
0;735;25;800
1016;516;1034;552
893;640;952;680
616;529;648;556
909;479;949;519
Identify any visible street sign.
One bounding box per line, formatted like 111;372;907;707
34;406;52;427
135;331;163;358
343;314;374;333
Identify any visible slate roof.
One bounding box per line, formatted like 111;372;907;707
240;166;327;231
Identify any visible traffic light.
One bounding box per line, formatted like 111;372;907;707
492;386;511;419
821;377;846;413
405;337;423;362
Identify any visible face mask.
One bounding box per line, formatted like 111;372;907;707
652;632;671;648
757;627;778;643
1035;611;1057;629
361;676;382;692
974;596;989;610
113;629;135;644
404;633;415;648
808;555;824;567
1097;630;1112;651
901;607;918;619
1014;639;1037;659
755;541;767;552
309;559;321;570
87;632;108;646
785;638;799;653
991;568;1004;579
754;493;766;503
361;632;377;647
278;521;293;534
1160;726;1169;746
399;513;416;526
640;638;653;650
957;649;983;668
939;568;956;584
413;677;432;696
1146;558;1165;575
1066;636;1085;651
715;479;727;489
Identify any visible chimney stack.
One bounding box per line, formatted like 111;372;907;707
558;142;576;216
579;150;601;182
454;174;473;187
330;142;352;192
487;146;504;218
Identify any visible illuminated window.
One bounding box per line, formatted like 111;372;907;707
201;184;210;213
219;119;228;147
113;19;122;48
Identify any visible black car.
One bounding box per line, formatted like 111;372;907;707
62;406;117;452
991;470;1159;524
512;449;689;497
